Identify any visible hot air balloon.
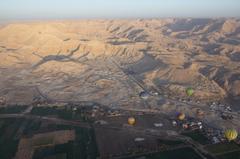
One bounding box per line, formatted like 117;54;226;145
128;117;136;125
186;88;194;97
225;129;238;141
177;113;186;121
139;91;150;100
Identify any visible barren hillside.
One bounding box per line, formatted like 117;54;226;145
0;19;239;110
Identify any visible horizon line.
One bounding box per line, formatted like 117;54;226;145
1;16;239;24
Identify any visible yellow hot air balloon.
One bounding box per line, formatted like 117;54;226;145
225;129;238;141
177;113;185;121
128;117;136;125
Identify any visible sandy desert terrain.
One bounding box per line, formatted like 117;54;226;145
0;19;239;117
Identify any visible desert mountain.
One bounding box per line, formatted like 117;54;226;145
0;19;239;110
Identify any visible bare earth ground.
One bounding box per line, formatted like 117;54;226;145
0;19;240;129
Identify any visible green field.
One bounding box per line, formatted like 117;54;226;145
204;142;240;155
217;150;240;159
0;119;21;159
157;139;184;146
67;127;99;159
33;144;69;159
0;117;44;159
46;153;67;159
0;116;99;159
0;105;28;114
32;126;99;159
125;147;203;159
31;106;92;122
182;130;210;145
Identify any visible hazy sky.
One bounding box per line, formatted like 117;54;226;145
1;0;240;21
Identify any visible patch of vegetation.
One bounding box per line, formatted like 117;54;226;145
0;119;22;159
0;116;98;159
49;153;67;159
32;126;99;159
0;120;5;129
72;127;99;159
182;130;210;145
31;106;93;122
23;119;41;135
33;142;75;159
56;124;73;130
31;107;59;116
125;147;203;159
0;105;28;114
217;150;240;159
204;142;240;155
0;140;19;159
156;139;184;146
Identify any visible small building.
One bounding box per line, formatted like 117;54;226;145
134;138;145;142
154;123;163;127
95;120;108;125
212;136;220;144
172;121;177;126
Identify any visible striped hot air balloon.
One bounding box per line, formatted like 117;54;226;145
225;129;238;141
